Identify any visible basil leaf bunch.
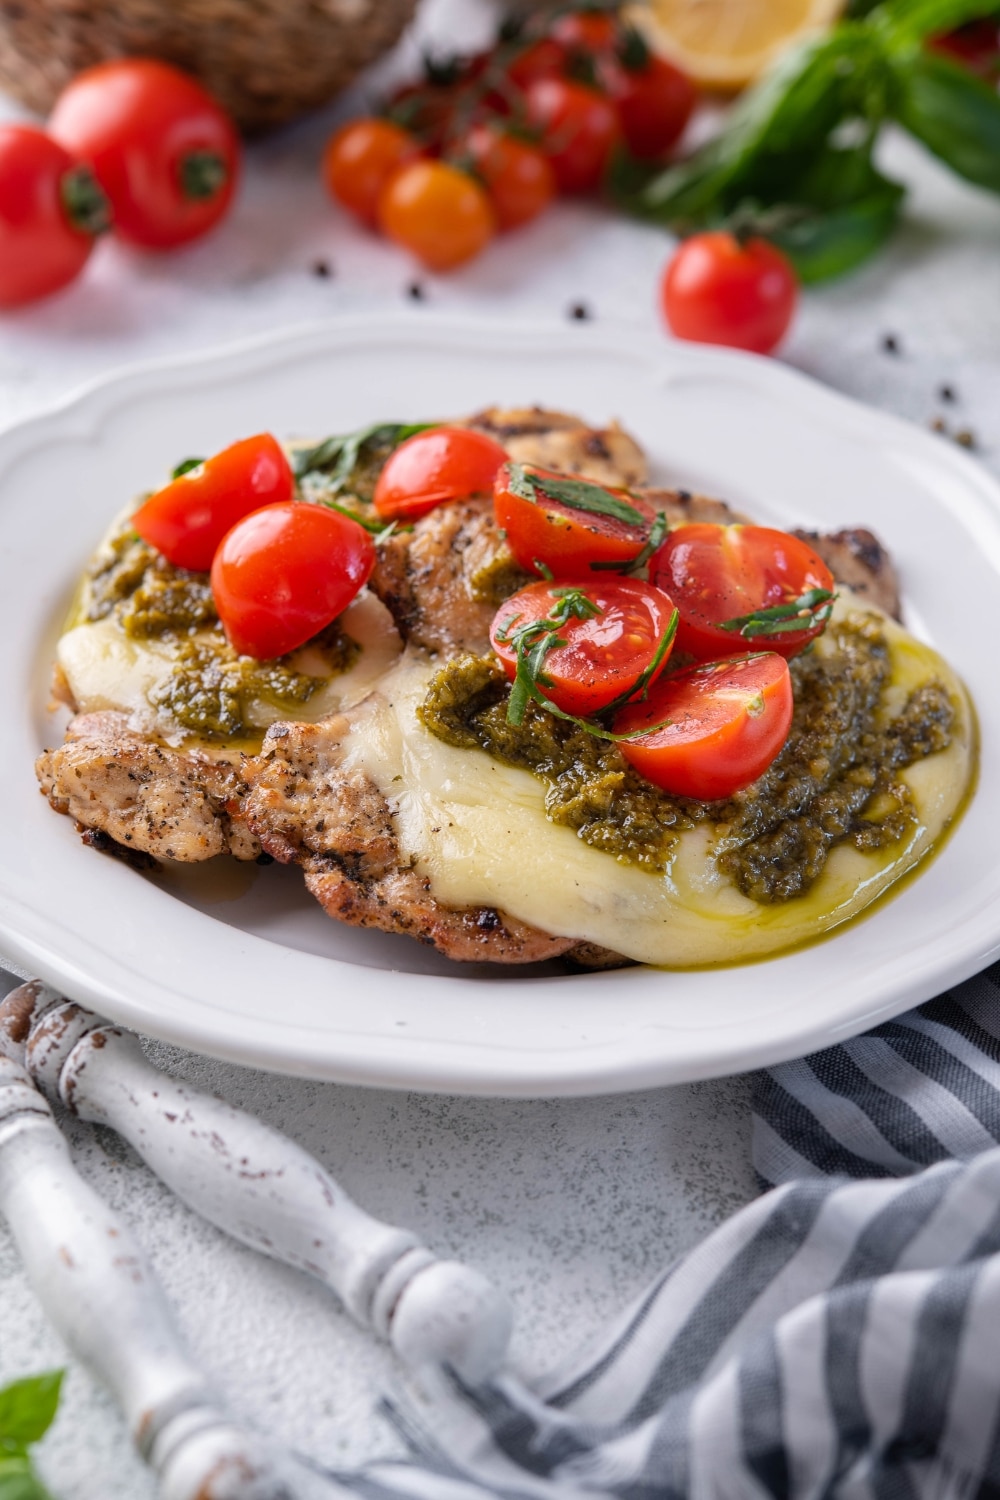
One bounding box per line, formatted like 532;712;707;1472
291;421;434;495
632;0;1000;282
0;1370;64;1500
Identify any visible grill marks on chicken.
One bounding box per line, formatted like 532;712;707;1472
242;717;577;964
466;406;647;490
36;711;260;862
794;527;901;620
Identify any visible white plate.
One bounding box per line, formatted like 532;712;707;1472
2;314;998;1096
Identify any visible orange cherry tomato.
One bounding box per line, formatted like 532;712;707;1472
373;426;508;522
490;578;676;718
525;76;620;194
651;523;835;662
462;125;556;231
323;117;420;226
614;652;793;799
132;434;294;573
378;159;495;270
493;462;657;578
50;59;240;250
211;502;375;660
661;232;798;355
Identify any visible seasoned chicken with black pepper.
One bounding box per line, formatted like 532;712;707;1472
36;403;968;970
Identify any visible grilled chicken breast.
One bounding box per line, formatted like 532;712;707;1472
37;405;929;968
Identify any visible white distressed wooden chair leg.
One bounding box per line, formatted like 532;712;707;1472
4;982;512;1383
0;1044;299;1500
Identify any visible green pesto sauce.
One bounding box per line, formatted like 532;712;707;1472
417;615;956;904
77;520;359;740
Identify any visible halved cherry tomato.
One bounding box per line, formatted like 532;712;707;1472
211;502;375;659
603;53;696;160
651;523;835;663
493;462;656;578
50;59;240;250
323;118;420;226
462;125;556;231
524;77;620;194
661;232;798;355
378;159;495;270
374;426;508;522
132;434;294;572
0;126;109;308
490;578;676;718
614;652;793;800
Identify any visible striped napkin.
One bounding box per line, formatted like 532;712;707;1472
344;960;1000;1499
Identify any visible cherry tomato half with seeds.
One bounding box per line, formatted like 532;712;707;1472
378;159;495;271
323;118;421;226
651;523;836;663
462;125;555;231
373;426;508;522
661;232;798;355
211;502;375;660
525;76;620;194
132;434;294;572
603;53;696;160
614;652;793;800
493;461;657;578
490;578;676;719
50;59;240;251
0;126;109;307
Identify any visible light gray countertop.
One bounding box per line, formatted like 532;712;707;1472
1;2;999;1491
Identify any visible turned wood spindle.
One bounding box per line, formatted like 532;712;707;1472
0;988;298;1500
5;982;513;1383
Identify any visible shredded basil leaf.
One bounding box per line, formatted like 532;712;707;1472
506;461;647;526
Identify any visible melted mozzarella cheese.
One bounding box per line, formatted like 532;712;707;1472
58;590;402;749
337;599;974;968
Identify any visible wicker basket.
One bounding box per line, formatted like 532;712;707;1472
0;0;418;135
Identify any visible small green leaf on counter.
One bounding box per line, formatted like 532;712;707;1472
0;1372;63;1454
0;1455;56;1500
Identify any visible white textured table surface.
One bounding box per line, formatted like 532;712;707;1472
2;2;1000;1492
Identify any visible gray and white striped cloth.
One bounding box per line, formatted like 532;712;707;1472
334;960;1000;1499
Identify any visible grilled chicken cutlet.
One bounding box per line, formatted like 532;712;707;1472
39;403;948;972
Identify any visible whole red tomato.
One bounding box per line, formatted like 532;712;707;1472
504;37;570;92
378;160;495;271
374;426;508;521
211;502;375;660
0;126;109;307
323;118;420;226
603;52;696;160
661;232;798;355
525;76;620;193
461;125;555;230
50;59;240;250
132;433;295;572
